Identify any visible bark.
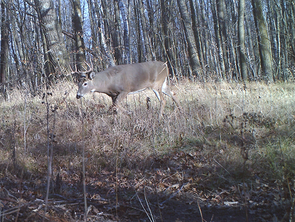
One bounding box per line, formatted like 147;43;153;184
134;0;142;62
113;0;122;64
211;0;222;78
227;0;240;80
199;0;210;70
217;0;229;78
118;0;130;63
177;0;200;78
279;0;288;80
91;0;115;67
245;6;257;79
238;0;247;80
189;0;204;75
0;0;9;85
252;0;273;82
160;0;177;77
291;2;295;66
146;0;156;60
87;0;98;54
11;1;32;86
34;0;69;78
72;0;86;70
138;0;152;61
101;0;115;66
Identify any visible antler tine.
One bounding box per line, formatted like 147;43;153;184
90;59;94;71
69;64;78;75
67;62;93;80
84;61;93;74
61;64;77;77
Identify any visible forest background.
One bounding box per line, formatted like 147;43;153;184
0;0;295;221
0;0;294;90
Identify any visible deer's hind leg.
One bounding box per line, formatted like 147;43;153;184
161;79;181;109
152;88;166;118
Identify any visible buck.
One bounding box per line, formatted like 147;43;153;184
76;61;180;116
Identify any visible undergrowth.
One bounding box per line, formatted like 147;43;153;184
0;80;295;219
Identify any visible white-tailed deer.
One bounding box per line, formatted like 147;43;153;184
76;61;180;116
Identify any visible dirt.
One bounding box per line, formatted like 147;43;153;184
0;175;291;222
0;150;292;221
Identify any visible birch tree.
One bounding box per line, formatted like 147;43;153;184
177;0;200;78
252;0;273;82
239;0;247;80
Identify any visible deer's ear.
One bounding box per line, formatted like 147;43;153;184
88;72;96;80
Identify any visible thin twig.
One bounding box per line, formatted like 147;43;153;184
160;182;189;206
196;200;204;222
136;193;153;222
44;85;51;222
213;158;231;175
80;99;88;222
144;187;155;222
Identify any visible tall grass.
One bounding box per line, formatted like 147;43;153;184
0;80;295;190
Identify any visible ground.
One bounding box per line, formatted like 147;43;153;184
0;81;294;221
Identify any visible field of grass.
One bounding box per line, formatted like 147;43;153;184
0;80;294;221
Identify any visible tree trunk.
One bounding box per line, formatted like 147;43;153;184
0;0;9;100
160;0;176;77
87;0;98;57
0;0;9;85
90;0;115;67
134;0;143;62
72;0;86;70
189;0;205;78
212;0;224;79
177;0;200;78
217;0;229;79
245;8;257;79
291;2;295;68
252;0;273;82
138;0;152;61
279;0;288;80
199;0;210;76
113;0;122;64
118;0;130;63
146;0;156;60
34;0;69;79
238;0;247;80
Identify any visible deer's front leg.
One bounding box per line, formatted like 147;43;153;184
108;95;118;114
109;92;129;114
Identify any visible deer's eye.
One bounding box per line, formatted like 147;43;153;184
83;82;88;87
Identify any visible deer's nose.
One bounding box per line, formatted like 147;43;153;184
76;94;81;99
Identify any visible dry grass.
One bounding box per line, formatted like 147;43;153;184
1;80;295;177
0;79;295;220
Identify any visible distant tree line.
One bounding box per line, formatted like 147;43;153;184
0;0;294;96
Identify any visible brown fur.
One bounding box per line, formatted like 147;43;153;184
76;61;180;116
